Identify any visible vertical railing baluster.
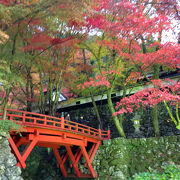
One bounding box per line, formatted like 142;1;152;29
44;116;46;125
22;113;25;123
9;116;12;121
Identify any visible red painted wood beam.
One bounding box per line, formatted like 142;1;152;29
8;136;26;168
62;151;68;164
80;145;98;178
65;145;81;177
53;147;67;177
70;147;82;168
16;136;38;168
84;143;96;168
37;135;85;146
75;148;82;164
18;126;102;144
89;142;100;164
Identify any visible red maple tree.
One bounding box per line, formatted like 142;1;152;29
78;0;180;137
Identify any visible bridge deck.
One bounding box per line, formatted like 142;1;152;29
0;109;110;178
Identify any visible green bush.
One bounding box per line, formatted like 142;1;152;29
131;164;180;180
0;119;22;134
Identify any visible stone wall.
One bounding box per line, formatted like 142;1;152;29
93;136;180;180
0;132;23;180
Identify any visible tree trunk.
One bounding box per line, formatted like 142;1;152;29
90;91;103;129
107;89;126;137
152;105;159;136
2;88;11;121
26;73;32;112
152;64;160;137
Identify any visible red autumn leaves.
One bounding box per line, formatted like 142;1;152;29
115;79;180;115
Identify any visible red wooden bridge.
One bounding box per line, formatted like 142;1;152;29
1;109;110;178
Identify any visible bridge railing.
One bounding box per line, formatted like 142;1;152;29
1;109;110;140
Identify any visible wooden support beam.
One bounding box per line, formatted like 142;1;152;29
70;147;82;168
8;136;26;168
36;142;59;148
80;145;98;178
88;144;96;159
38;135;84;146
75;148;82;164
65;145;81;177
85;143;96;168
16;136;38;168
74;148;81;160
53;147;67;177
89;142;100;164
10;135;22;148
62;152;68;164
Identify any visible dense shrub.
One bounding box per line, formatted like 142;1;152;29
131;164;180;180
0;119;21;133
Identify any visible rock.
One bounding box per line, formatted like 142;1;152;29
0;165;5;175
5;154;17;167
1;139;10;148
0;175;8;180
0;132;23;180
5;164;22;178
0;132;8;138
112;170;126;179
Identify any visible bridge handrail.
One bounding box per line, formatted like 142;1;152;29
0;109;110;140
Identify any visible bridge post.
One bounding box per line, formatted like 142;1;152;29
107;129;111;139
61;112;64;129
98;128;102;138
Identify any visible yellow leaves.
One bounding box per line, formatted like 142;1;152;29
23;0;39;5
31;71;40;85
0;60;10;73
73;73;87;83
0;30;9;44
124;72;141;86
90;41;110;60
80;38;110;62
67;66;76;73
